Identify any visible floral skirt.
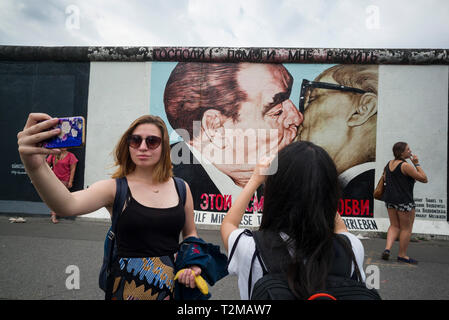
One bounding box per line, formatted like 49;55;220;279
110;256;175;300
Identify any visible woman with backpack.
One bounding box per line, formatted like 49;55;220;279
381;142;428;265
221;141;368;300
17;113;202;300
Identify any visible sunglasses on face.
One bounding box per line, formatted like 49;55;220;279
298;79;367;114
127;135;162;150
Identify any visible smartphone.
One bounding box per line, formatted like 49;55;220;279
43;116;86;148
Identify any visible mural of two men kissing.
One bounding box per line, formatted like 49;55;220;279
150;62;378;226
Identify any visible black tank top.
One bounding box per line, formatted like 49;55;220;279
383;161;415;204
116;179;185;258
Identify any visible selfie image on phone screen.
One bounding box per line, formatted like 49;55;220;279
43;117;85;149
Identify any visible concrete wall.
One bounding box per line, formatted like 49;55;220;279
1;46;448;235
83;62;151;219
374;65;448;235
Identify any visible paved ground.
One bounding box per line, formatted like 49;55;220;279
1;214;448;300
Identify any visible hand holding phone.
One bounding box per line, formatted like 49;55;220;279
43;116;86;148
18;113;62;171
17;113;84;215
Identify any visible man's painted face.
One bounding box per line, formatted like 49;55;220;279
298;74;358;160
211;63;303;186
226;63;302;160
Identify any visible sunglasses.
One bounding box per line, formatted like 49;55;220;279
298;79;367;114
127;135;162;150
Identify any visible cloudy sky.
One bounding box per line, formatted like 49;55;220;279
0;0;448;48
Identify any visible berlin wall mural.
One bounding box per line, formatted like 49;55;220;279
1;46;447;235
149;62;380;230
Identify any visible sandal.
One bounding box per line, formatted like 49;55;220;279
381;249;390;260
51;214;59;224
397;256;418;264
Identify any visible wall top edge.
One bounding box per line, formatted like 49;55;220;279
0;46;448;65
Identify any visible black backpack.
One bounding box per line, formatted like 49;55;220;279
98;176;186;300
229;229;381;300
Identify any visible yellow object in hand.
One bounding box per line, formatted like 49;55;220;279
174;268;209;295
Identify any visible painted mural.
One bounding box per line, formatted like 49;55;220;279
150;62;379;229
0;62;89;203
1;48;447;235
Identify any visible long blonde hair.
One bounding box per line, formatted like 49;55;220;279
111;115;173;182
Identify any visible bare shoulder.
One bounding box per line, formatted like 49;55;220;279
400;162;413;174
172;177;191;194
401;161;412;168
90;178;116;189
88;179;116;202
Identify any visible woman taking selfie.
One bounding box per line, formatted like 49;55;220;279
17;113;201;300
381;142;428;264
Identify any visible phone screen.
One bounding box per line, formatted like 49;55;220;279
43;116;85;148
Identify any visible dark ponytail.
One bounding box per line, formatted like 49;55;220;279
260;141;341;298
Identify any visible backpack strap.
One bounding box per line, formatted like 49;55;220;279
246;230;267;299
252;232;268;274
227;229;253;267
105;177;128;300
252;231;290;274
224;229;263;299
251;230;293;298
110;177;128;239
334;234;363;282
173;176;187;206
248;245;262;298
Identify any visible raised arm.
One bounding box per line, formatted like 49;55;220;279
334;212;348;234
220;157;272;252
17;113;115;216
